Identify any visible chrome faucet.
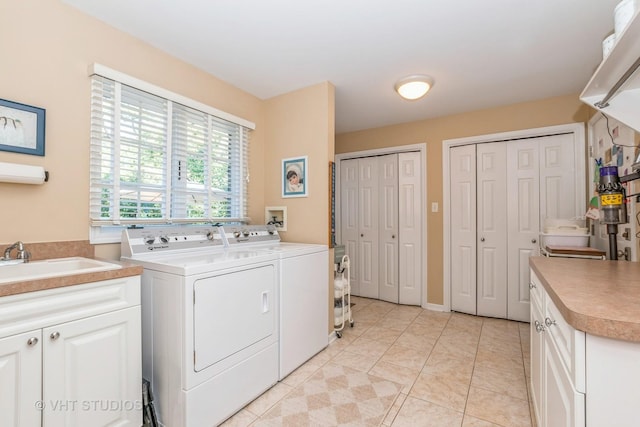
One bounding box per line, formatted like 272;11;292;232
3;241;30;263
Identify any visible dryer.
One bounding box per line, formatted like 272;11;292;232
223;225;329;379
122;225;280;427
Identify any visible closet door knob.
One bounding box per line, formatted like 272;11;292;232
392;235;396;239
531;239;537;244
360;234;364;237
480;237;485;242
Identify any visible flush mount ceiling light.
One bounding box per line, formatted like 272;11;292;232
394;75;434;100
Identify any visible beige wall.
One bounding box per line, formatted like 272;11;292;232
335;94;592;306
1;0;334;260
264;82;335;245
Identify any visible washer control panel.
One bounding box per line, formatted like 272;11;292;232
222;224;280;245
122;225;225;256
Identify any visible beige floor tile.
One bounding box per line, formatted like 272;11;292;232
245;382;294;416
423;349;475;382
382;392;408;426
379;315;415;332
471;364;528;401
331;349;381;372
219;408;257;426
474;348;525;377
280;361;322;388
432;334;479;358
369;360;421;394
462;414;502;426
379;343;429;371
394;330;437;353
404;322;446;340
391;396;464;427
361;324;404;344
465;385;532;427
410;372;471;412
345;336;392;358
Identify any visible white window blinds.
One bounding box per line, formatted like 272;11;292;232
90;72;251;227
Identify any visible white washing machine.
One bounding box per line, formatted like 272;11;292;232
121;225;280;427
222;225;329;379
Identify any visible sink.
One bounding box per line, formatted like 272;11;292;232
0;257;121;284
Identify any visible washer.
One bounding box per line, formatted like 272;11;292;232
223;225;329;379
122;225;280;427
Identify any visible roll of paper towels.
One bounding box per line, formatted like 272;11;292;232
0;161;48;184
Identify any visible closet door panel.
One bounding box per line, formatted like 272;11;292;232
398;152;422;306
539;134;577;222
340;159;360;295
507;141;540;322
379;154;399;303
358;157;379;299
450;145;477;315
476;143;508;318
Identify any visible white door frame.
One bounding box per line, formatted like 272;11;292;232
442;123;586;312
335;143;428;308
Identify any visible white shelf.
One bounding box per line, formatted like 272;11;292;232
580;10;640;133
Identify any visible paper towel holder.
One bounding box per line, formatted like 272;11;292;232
0;161;50;185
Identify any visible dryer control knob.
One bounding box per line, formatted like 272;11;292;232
234;231;241;238
160;236;169;243
206;231;216;240
145;237;156;245
242;230;250;237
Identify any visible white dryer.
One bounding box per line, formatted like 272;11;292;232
223;225;329;379
122;225;280;427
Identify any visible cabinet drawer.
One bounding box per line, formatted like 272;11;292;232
529;269;544;310
0;276;140;338
545;296;585;393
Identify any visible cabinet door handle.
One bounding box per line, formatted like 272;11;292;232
531;239;537;244
534;320;545;333
360;233;364;237
544;317;556;327
529;282;537;289
50;331;60;340
480;237;485;242
27;337;39;346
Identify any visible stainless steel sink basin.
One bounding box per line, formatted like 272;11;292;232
0;257;121;284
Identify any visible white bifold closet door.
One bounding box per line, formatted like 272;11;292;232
340;152;422;305
450;134;576;321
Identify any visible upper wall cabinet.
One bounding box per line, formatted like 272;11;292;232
580;10;640;133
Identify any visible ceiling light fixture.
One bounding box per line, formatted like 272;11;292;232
394;75;434;100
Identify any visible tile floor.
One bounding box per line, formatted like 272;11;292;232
222;296;533;427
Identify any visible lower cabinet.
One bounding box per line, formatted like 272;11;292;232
530;270;585;427
0;276;142;427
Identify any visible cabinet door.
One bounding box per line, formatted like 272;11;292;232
43;307;142;427
544;335;585;427
530;293;545;427
0;330;42;427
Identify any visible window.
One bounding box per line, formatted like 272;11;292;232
89;65;253;243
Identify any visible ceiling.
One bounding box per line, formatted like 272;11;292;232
62;0;620;133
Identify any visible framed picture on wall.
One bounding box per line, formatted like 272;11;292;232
0;98;46;156
282;156;308;198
